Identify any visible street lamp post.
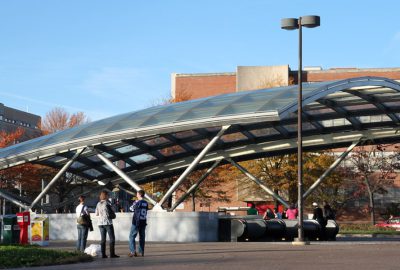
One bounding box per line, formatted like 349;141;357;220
281;15;320;243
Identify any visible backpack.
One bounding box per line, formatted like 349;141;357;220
106;204;116;219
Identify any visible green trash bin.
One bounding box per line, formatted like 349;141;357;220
2;215;20;244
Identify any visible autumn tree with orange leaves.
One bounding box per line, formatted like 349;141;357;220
0;128;42;213
39;107;90;212
41;107;89;134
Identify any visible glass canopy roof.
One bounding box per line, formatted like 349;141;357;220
0;76;400;183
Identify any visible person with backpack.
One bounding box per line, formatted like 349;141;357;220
95;190;119;258
128;189;149;257
76;195;90;252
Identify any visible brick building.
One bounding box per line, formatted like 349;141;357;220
172;66;400;100
0;102;42;141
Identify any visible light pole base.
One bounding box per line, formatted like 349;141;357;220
292;238;310;246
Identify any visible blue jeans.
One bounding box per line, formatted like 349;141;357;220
129;224;146;254
76;224;89;252
99;225;116;256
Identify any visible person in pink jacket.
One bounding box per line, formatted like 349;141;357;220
286;203;298;219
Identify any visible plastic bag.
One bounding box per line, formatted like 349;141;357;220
84;244;101;257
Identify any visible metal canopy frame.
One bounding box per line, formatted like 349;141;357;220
0;76;400;210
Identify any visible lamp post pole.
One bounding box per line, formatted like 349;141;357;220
297;16;304;242
281;15;320;243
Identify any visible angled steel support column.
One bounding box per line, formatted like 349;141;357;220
0;189;30;210
228;158;290;209
170;159;222;211
116;185;137;196
303;139;360;199
155;125;230;210
30;148;85;209
94;149;157;206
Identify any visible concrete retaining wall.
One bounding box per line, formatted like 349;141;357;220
48;211;219;242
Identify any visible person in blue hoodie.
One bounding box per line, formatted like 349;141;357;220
128;189;149;257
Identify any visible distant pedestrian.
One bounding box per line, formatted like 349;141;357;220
323;202;336;220
247;203;258;215
263;208;275;220
273;208;282;219
286;203;298;219
128;190;149;257
312;202;327;240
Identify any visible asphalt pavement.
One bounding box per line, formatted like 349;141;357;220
11;237;400;270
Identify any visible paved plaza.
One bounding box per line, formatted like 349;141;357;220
11;237;400;270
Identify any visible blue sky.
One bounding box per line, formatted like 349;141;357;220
0;0;399;121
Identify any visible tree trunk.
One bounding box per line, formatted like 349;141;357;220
364;177;376;225
191;193;196;212
288;184;297;204
274;188;280;209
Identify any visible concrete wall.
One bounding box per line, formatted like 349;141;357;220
236;65;289;91
48;211;219;242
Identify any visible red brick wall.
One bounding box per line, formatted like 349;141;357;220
174;74;236;100
304;69;400;82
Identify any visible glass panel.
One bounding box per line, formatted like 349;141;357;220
87;155;101;162
34;126;86;148
250;127;279;137
333;118;346;126
143;136;170;146
130;154;157;163
206;127;221;132
187;139;209;150
72;113;130;138
83;169;103;178
174;130;198;139
370;115;388;123
306;107;335;115
115;145;138;154
344;104;375;111
71;161;85;169
159;145;186;157
321;120;333;127
358;116;371;123
221;132;248;143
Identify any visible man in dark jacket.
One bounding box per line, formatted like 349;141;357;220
323;202;336;220
312;202;327;240
128;190;148;257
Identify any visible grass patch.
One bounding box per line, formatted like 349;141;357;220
0;244;93;269
338;223;400;235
